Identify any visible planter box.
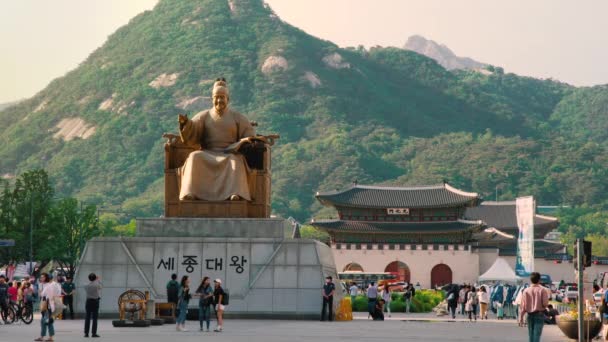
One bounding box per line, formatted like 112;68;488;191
557;319;601;341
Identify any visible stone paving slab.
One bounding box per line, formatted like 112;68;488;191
0;315;569;342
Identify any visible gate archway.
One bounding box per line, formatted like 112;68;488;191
430;263;453;288
343;263;364;272
384;261;410;283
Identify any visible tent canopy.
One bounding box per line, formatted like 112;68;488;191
478;258;520;283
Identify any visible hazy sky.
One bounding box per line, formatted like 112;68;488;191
1;0;607;103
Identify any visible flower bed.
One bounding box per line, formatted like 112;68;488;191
351;290;444;313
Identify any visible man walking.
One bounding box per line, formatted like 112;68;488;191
84;273;102;338
366;282;378;318
320;276;335;321
62;276;76;319
519;272;549;342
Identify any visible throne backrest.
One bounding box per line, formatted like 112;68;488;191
163;134;270;171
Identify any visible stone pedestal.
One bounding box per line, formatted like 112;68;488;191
75;218;340;319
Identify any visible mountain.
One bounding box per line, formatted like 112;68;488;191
1;0;607;222
0;99;23;112
404;35;487;71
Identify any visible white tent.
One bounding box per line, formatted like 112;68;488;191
478;258;520;283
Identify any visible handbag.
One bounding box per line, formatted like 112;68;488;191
52;296;65;317
40;299;48;312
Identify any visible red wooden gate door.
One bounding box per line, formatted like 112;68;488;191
430;264;452;288
384;261;410;283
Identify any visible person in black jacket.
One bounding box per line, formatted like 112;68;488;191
446;284;460;319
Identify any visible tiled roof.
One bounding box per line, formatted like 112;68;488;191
311;219;485;233
464;201;558;238
316;183;480;209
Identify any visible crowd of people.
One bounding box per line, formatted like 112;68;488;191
0;271;103;340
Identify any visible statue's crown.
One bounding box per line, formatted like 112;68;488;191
213;77;229;95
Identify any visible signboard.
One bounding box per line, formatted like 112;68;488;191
515;196;535;277
0;240;15;247
386;208;410;215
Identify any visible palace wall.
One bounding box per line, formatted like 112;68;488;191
331;244;479;288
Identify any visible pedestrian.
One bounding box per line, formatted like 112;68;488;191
0;275;9;323
349;282;358;305
478;286;489;320
61;276;75;319
166;273;180;311
458;284;467;315
35;273;61;342
403;285;413;313
213;278;226;332
320;276;335;321
22;281;34;311
446;285;459;319
7;280;18;304
366;282;379;319
465;286;478;321
84;273;102;338
381;285;391;317
175;275;191;332
195;276;213;332
519;272;549;342
33;273;49;339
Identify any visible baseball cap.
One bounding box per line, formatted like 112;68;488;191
214;278;222;284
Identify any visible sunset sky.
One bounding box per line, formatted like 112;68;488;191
1;0;607;103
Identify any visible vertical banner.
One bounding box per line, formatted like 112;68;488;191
515;196;535;277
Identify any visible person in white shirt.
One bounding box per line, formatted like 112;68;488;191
349;282;358;304
381;286;392;318
478;286;490;319
35;273;61;342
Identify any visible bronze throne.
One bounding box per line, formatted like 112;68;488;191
162;130;278;218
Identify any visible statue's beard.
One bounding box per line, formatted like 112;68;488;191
215;104;227;115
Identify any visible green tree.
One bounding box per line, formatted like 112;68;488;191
9;169;54;263
40;198;99;278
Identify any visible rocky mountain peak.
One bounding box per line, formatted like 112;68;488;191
403;35;487;71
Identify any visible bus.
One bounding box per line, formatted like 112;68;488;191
338;271;398;290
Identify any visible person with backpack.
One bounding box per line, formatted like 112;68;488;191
166;273;180;315
175;275;191;332
213;278;227;332
446;284;460;319
195;277;214;331
465;286;478;321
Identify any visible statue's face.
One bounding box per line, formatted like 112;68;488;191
213;93;228;114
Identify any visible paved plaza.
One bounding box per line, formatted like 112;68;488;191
1;312;569;341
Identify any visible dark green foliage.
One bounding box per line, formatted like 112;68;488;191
0;0;607;225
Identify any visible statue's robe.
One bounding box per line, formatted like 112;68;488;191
179;108;255;201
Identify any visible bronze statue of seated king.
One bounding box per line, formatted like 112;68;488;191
163;78;278;218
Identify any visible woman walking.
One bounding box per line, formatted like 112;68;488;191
381;286;392;318
195;277;214;331
35;273;61;341
465;286;478;322
478;286;489;319
175;275;191;331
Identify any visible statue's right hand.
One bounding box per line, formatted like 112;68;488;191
178;114;188;124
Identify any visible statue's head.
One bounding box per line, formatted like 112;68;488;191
212;78;229;115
